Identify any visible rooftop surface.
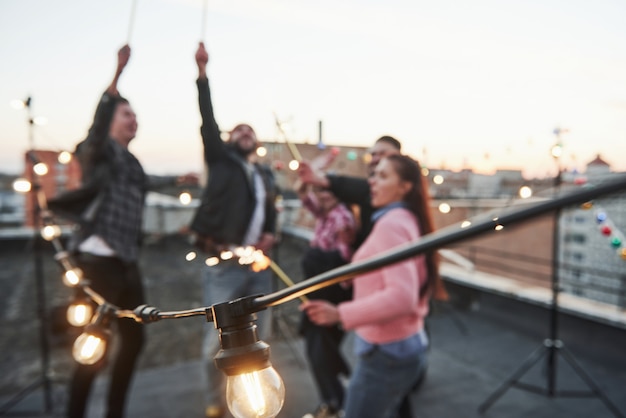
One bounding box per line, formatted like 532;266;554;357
1;235;626;418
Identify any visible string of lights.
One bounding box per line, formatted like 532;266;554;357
13;157;626;418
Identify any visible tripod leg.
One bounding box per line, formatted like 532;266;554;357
558;346;626;418
478;343;547;414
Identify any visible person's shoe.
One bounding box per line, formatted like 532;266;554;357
302;403;341;418
205;404;225;418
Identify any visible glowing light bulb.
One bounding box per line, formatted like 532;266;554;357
519;186;533;199
72;333;106;365
41;225;61;241
225;366;285;418
288;160;299;171
67;301;94;327
179;191;192;205
186;251;197;261
438;203;451;214
58;151;72;164
63;268;83;287
11;99;26;109
206;257;220;266
12;178;31;193
256;147;267;157
33;162;48;176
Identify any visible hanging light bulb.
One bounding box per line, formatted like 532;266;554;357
73;332;107;365
206;256;220;266
288;160;299;171
212;299;285;418
67;299;94;327
72;305;111;365
58;150;73;164
41;224;62;241
33;162;49;176
63;267;83;287
179;191;192;205
225;366;284;418
12;178;32;193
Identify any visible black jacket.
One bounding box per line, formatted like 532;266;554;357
189;78;278;245
327;174;373;248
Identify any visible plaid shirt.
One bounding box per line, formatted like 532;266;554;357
91;141;146;262
302;192;356;261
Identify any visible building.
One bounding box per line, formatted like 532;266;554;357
558;155;626;307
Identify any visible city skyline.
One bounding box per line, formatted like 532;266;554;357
1;0;625;179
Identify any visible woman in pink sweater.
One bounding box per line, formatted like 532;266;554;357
301;154;439;418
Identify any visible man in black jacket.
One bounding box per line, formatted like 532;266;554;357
190;42;279;418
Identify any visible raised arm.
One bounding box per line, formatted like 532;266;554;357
106;44;131;97
78;44;131;164
195;42;223;162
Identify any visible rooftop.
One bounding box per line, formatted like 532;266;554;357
1;234;626;418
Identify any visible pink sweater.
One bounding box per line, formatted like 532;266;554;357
337;207;429;344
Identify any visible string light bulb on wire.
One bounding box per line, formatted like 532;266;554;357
212;299;285;418
72;304;113;365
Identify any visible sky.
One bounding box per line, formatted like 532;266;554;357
1;0;626;179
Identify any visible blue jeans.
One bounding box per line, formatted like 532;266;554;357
343;345;428;418
201;262;273;407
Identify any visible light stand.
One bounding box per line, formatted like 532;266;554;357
0;158;58;414
477;149;625;418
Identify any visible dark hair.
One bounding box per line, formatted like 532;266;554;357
375;135;402;151
385;154;439;297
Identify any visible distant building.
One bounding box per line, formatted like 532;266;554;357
21;149;81;227
558;154;626;307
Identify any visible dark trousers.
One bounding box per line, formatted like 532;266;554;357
300;248;352;410
67;254;145;418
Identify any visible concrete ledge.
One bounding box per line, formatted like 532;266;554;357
442;263;626;330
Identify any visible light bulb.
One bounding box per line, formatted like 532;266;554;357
63;267;83;287
41;224;61;241
12;178;32;193
226;366;285;418
67;301;94;327
179;191;192;205
211;298;285;418
288;160;299;171
33;162;48;176
58;151;72;164
72;332;106;365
